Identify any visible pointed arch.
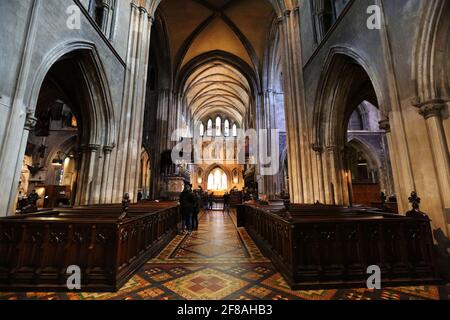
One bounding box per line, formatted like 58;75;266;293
27;40;116;148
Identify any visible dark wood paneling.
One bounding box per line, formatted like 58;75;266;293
0;203;180;292
237;204;441;289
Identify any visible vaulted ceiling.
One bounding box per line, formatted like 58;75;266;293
159;0;275;71
184;62;251;123
159;0;275;122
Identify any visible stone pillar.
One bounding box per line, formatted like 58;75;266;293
113;3;153;202
417;100;450;236
326;145;344;205
312;143;325;203
378;119;395;197
0;0;41;216
78;144;100;205
100;1;110;33
70;149;82;206
100;145;114;203
379;118;408;213
278;7;314;204
375;0;415;212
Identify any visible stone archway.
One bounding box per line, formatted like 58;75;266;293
312;48;389;206
412;0;450;243
0;43;116;214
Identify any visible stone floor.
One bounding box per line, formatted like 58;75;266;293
1;211;449;300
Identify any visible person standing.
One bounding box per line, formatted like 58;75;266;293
179;184;195;234
208;192;214;211
223;192;230;213
28;190;40;209
192;189;202;231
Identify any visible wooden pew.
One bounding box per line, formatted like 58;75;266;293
0;202;180;292
237;202;441;289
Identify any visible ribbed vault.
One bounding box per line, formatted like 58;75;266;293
184;61;251;124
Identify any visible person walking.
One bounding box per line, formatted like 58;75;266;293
179;184;195;234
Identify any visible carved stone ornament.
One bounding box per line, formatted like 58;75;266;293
416;99;446;120
24;111;38;131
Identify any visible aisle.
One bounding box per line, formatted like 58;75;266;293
0;211;448;300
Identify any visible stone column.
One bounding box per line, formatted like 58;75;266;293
100;145;114;203
113;3;153;202
278;7;314;204
312;143;325;203
378;119;395;196
78;144;100;205
100;1;110;33
0;0;41;216
326;145;343;205
379;118;408;212
315;4;326;40
418;100;450;222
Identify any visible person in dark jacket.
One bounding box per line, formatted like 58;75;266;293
192;189;202;231
208;193;214;211
179;184;195;234
28;190;40;208
223;192;230;213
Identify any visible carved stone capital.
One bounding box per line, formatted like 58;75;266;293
88;144;101;152
81;144;100;153
418;100;445;119
326;145;337;153
103;145;114;154
312;143;323;154
379;119;391;133
24;111;38;131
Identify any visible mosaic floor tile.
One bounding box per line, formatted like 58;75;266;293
261;274;338;300
163;268;249;300
389;286;440;300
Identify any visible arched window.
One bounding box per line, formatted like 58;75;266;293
216;117;222;136
232;124;238;137
322;0;335;34
199;123;205;137
207;168;228;191
207;119;213;136
89;0;118;39
312;0;351;41
224;120;230;137
90;0;106;30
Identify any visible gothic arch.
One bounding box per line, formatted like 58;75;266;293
347;138;381;172
177;50;258;131
28;41;116;148
24;41;117;206
149;0;288;20
176;50;259;99
312;47;385;148
203;163;233;191
312;47;386;205
414;0;450;102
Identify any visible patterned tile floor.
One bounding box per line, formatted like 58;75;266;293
1;211;449;300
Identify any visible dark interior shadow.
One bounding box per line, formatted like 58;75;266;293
433;228;450;281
